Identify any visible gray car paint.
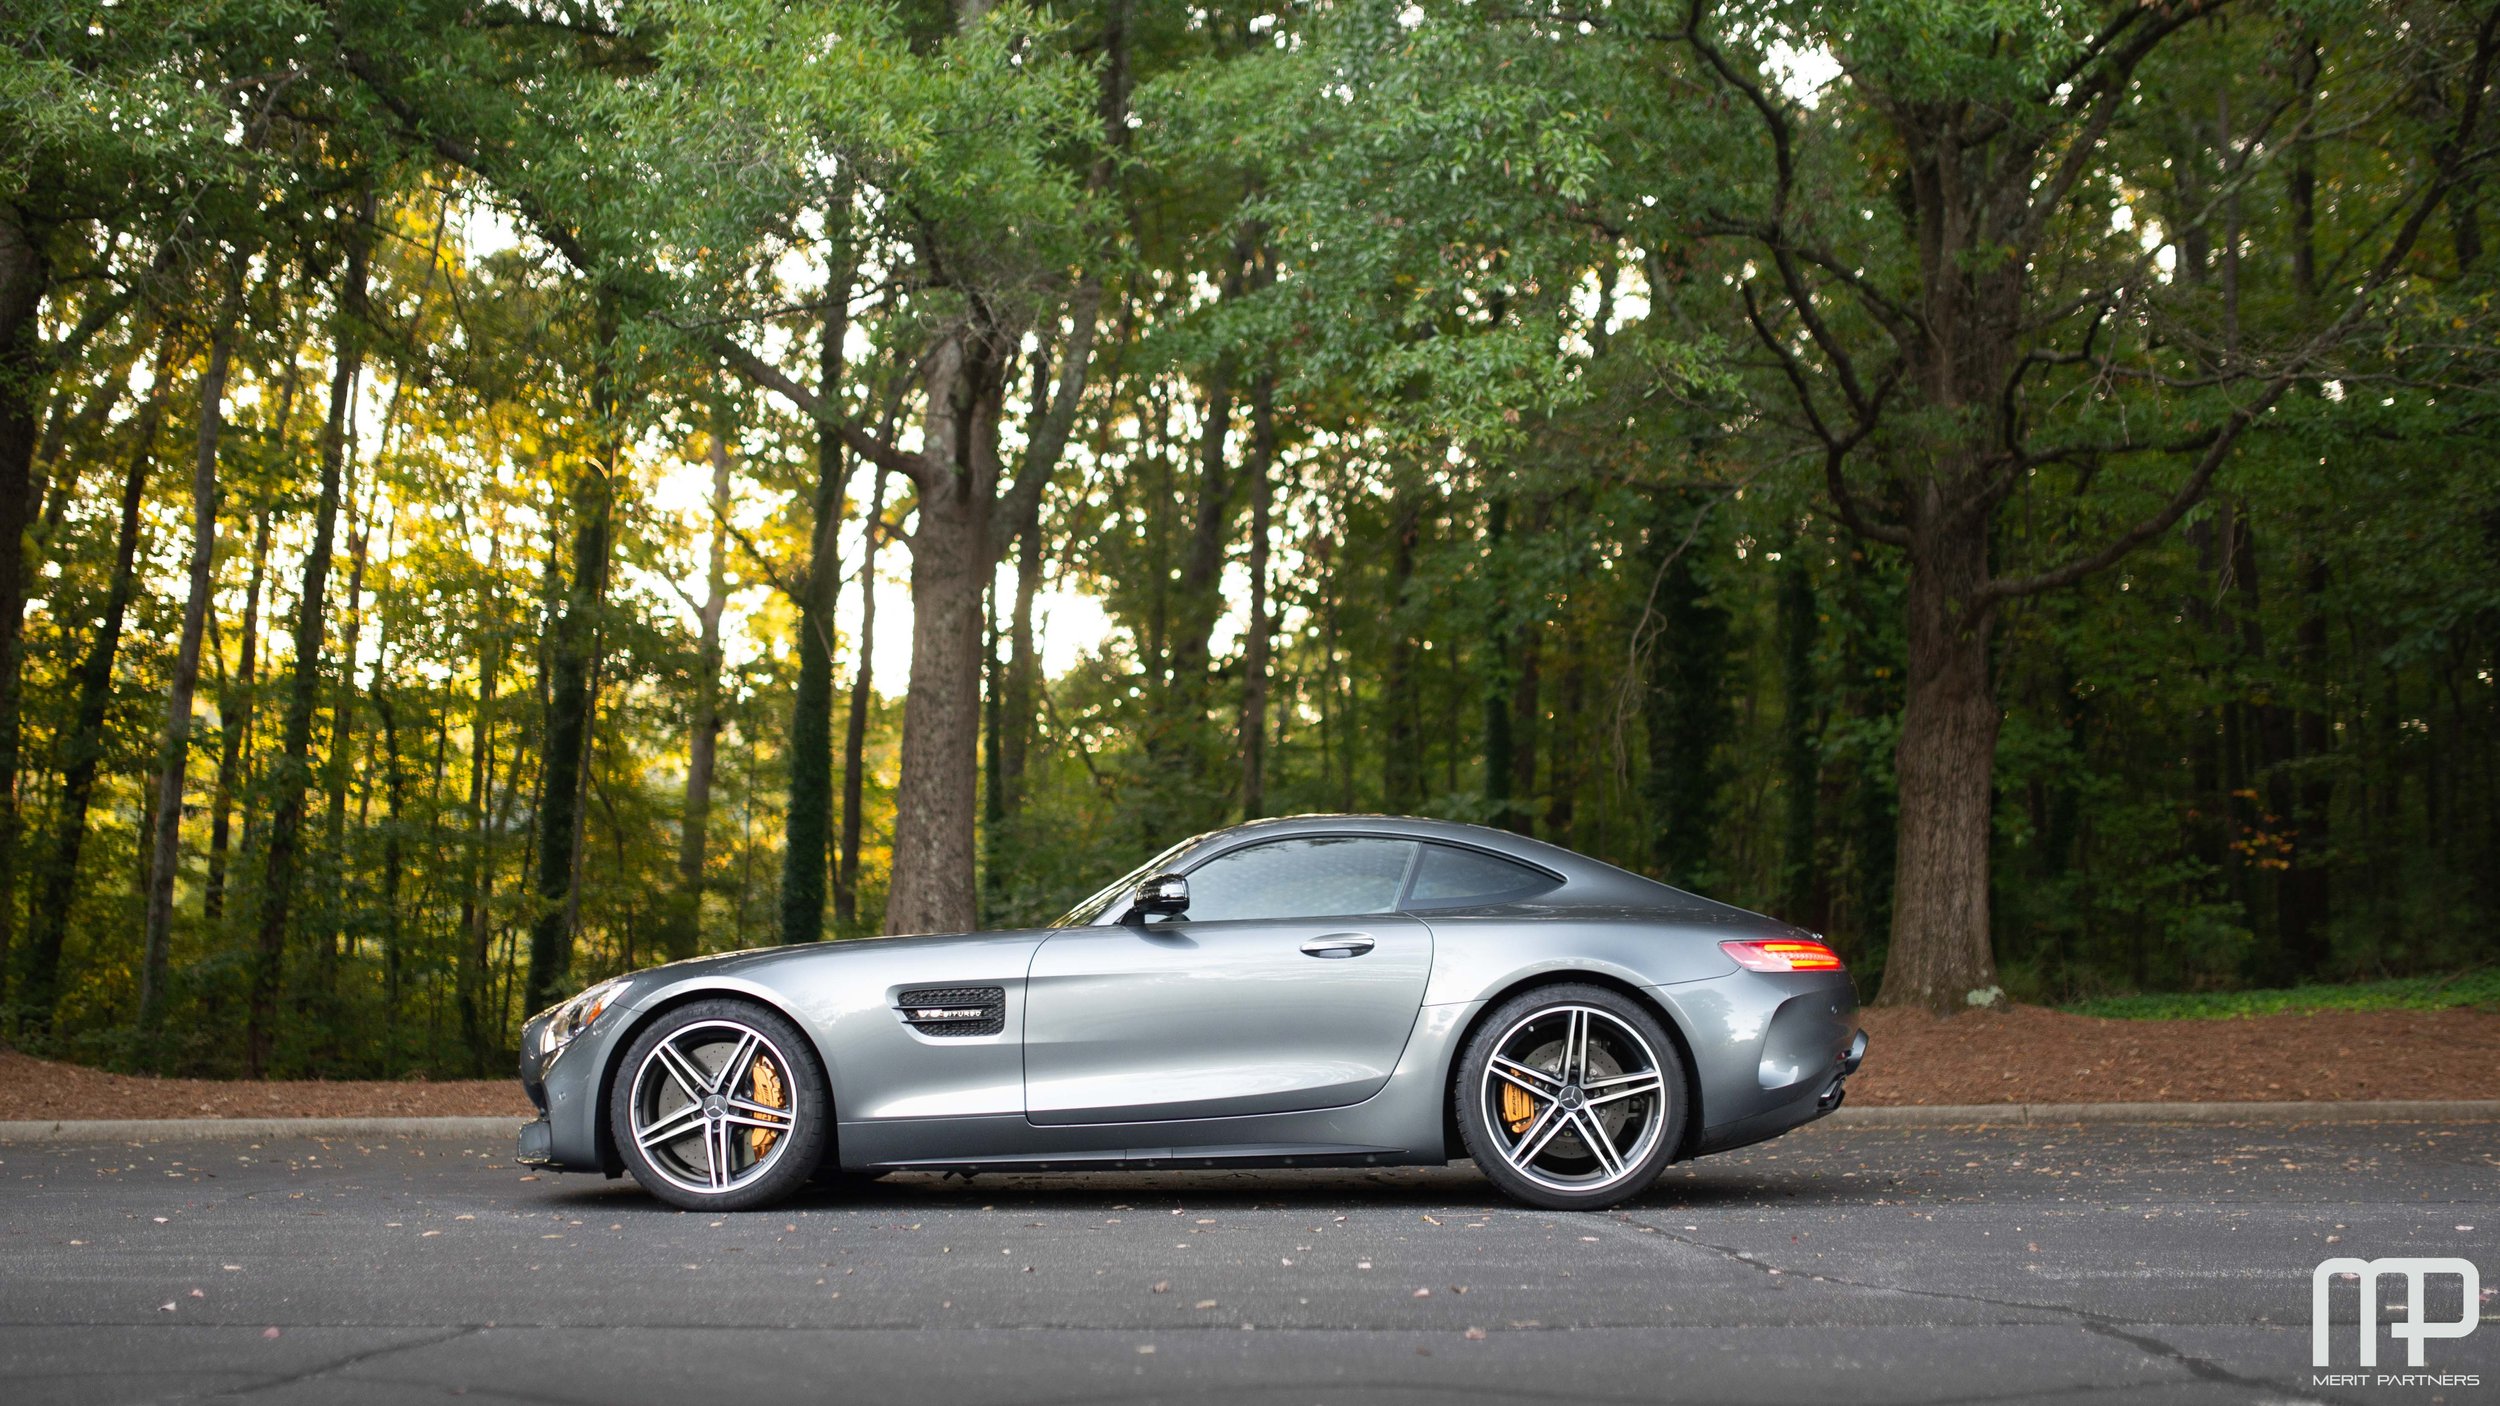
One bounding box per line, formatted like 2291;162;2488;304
1025;912;1434;1124
516;814;1861;1179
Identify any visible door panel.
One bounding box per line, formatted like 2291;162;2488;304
1023;914;1433;1125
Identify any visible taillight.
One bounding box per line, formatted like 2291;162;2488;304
1721;938;1845;972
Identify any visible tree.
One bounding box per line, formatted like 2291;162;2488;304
140;263;244;1030
21;332;175;1027
1663;0;2500;1008
664;434;735;962
0;0;235;1027
1;0;2495;1080
1226;0;2500;1008
252;199;373;1072
523;299;625;1014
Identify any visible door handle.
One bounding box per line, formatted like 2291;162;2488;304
1299;933;1375;959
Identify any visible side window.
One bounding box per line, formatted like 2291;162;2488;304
1180;837;1419;923
1404;843;1560;908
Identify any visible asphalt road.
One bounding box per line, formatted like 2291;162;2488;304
2;1120;2493;1405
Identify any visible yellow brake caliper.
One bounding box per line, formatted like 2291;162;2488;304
748;1056;786;1158
1502;1082;1536;1134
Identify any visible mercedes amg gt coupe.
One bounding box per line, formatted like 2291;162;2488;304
516;814;1867;1211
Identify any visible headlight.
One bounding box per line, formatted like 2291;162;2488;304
538;977;628;1058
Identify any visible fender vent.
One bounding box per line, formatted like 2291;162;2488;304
895;985;1005;1037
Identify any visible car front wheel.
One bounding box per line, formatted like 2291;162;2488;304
1454;983;1689;1210
611;998;830;1212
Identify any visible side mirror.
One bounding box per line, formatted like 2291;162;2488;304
1130;873;1190;920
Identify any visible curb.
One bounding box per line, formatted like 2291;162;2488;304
0;1115;523;1144
2;1101;2495;1144
1827;1099;2500;1127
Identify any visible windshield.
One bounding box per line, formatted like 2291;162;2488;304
1050;834;1206;927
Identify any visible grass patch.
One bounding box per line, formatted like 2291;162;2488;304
2063;968;2500;1020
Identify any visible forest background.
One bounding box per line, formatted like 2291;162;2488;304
4;0;2496;1078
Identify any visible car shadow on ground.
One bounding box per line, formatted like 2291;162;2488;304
537;1161;1869;1215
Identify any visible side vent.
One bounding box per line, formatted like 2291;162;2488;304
895;986;1005;1037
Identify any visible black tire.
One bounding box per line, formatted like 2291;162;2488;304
610;998;832;1212
1454;982;1689;1211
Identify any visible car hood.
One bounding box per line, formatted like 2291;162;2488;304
615;927;1055;987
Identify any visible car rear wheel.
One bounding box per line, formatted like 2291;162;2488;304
612;999;830;1212
1455;983;1688;1210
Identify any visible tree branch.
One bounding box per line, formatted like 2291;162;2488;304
706;333;927;488
992;273;1102;542
1988;0;2500;601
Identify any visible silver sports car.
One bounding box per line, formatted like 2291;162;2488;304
516;814;1867;1211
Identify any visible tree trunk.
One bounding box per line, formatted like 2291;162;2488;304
251;206;372;1074
835;467;887;932
780;305;850;947
523;320;621;1014
1501;497;1549;836
1481;498;1516;823
458;524;505;1069
1544;646;1585;845
317;509;370;994
883;333;1004;936
1000;483;1041;811
1641;497;1733;888
1875;514;2002;1011
981;589;1006;922
1381;485;1423;813
0;203;50;1025
28;364;127;591
23;343;172;1027
374;678;408;1070
666;438;733;962
1166;361;1235;710
205;487;278;925
1776;539;1821;923
887;514;989;934
2281;556;2334;976
140;279;241;1029
1238;375;1276;819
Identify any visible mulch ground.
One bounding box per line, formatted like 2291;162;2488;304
1848;1004;2500;1105
2;1005;2494;1121
0;1050;531;1122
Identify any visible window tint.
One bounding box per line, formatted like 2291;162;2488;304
1405;844;1559;908
1181;837;1418;922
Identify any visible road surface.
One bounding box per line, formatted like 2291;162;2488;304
3;1119;2492;1404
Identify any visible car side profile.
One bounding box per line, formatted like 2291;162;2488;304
516;814;1866;1211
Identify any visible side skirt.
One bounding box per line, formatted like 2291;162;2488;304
862;1143;1424;1175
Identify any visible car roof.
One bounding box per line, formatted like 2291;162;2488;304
1167;813;1753;919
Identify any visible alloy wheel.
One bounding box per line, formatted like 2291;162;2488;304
626;1018;801;1196
1477;1004;1669;1195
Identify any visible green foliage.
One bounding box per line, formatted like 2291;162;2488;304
2;1;2496;1076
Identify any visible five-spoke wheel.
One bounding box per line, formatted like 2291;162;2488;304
1456;984;1688;1209
611;999;830;1210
